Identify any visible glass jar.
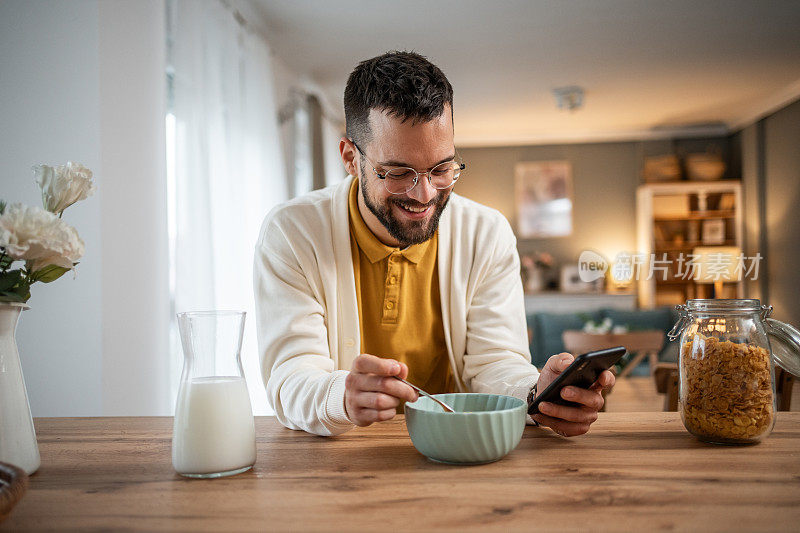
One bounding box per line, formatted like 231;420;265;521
172;311;256;477
668;299;800;444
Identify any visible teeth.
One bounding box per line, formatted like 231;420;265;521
401;205;428;213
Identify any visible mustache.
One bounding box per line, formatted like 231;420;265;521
391;198;437;209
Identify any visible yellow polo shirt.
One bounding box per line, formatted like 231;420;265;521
348;179;454;403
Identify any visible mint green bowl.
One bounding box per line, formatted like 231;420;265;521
404;393;527;465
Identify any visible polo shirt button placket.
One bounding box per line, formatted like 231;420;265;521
382;252;402;323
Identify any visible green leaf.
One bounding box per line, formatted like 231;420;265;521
0;200;6;215
0;283;30;303
0;269;22;291
0;291;26;303
32;264;71;283
0;252;12;270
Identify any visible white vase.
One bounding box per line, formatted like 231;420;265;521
525;266;545;293
0;302;40;474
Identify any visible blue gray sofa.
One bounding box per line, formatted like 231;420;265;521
526;306;681;374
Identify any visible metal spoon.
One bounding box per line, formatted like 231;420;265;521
393;376;455;413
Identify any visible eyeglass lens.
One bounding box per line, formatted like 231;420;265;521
383;162;462;194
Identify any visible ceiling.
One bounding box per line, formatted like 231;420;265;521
251;0;800;146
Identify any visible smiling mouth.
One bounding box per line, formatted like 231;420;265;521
395;202;433;217
398;203;429;213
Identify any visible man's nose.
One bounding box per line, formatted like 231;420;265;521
407;172;437;204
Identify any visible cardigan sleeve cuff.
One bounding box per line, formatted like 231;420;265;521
506;374;539;426
324;370;354;427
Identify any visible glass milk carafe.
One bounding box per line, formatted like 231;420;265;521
668;299;800;445
172;311;256;478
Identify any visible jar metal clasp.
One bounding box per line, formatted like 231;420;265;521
667;304;689;342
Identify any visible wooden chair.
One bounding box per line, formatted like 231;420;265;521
653;363;795;412
653;363;680;411
562;330;665;378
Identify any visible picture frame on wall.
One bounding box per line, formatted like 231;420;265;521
560;265;604;293
701;218;726;244
515;160;573;238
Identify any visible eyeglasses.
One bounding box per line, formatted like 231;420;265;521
351;140;465;195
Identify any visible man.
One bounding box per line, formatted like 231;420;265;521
254;51;614;437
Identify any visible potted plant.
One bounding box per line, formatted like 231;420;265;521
0;162;95;474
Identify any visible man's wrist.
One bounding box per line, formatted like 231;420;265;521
324;371;355;426
526;382;538;405
526;382;539;426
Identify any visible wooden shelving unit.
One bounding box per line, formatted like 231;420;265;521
636;181;744;308
653;210;736;221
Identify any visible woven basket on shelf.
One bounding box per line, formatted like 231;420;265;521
643;154;681;182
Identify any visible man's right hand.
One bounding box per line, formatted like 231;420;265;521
344;354;419;426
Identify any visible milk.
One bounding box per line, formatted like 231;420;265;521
172;376;256;476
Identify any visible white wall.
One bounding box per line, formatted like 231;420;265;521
1;0;103;417
98;0;171;415
0;0;171;416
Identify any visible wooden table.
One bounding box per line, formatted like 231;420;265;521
562;330;665;378
5;414;800;531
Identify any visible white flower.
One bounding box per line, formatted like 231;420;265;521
0;203;84;271
33;161;96;215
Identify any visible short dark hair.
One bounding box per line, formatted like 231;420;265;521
344;51;454;147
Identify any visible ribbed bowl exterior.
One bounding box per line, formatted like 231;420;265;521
404;393;527;464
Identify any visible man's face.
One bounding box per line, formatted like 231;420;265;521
357;105;455;247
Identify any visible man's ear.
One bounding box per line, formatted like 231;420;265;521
340;138;358;176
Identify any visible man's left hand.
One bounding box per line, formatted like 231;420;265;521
531;352;615;437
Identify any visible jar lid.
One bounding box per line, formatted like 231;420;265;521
767;318;800;377
685;298;762;314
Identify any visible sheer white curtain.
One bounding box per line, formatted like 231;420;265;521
166;0;286;414
279;89;347;196
323;117;347;187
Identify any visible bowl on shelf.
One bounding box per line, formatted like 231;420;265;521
404;393;527;465
685;153;726;181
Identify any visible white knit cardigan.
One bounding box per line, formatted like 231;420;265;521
254;176;539;436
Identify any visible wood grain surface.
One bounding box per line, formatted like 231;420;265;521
5;413;800;531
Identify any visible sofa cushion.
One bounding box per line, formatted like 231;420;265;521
526;307;682;371
528;311;602;368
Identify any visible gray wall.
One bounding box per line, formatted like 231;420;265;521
457;100;799;326
740;98;800;327
455;137;734;280
736;124;764;301
455;142;640;273
764;99;800;327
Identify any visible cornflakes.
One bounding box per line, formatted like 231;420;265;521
679;335;774;443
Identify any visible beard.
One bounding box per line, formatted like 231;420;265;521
359;159;451;247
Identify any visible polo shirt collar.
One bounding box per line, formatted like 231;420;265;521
347;178;431;265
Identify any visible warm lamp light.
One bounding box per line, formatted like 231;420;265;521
609;252;635;290
692;246;742;298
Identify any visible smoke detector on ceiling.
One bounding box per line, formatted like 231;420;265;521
552;86;584;112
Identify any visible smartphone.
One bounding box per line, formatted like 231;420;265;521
527;346;626;415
